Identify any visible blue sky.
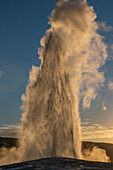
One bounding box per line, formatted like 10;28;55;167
1;0;113;142
0;0;57;125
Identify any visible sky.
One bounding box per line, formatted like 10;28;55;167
1;0;113;143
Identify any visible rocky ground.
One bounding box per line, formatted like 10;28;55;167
0;137;113;169
0;157;113;170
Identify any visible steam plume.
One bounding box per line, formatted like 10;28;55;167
0;0;109;165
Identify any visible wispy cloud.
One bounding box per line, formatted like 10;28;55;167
82;122;113;143
99;21;113;32
1;123;113;144
0;125;21;138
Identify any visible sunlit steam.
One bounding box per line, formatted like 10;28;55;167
83;146;110;162
0;0;109;165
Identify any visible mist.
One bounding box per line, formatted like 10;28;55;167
0;0;109;165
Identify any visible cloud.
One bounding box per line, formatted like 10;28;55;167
99;21;113;32
0;125;21;138
1;123;113;144
81;121;90;126
81;122;113;143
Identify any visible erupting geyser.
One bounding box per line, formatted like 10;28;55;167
0;0;109;165
20;0;107;160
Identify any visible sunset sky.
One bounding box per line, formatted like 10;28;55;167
1;0;113;143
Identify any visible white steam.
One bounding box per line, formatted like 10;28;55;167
0;0;109;165
83;146;110;163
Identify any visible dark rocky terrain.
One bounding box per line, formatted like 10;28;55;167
0;137;18;149
0;137;113;169
0;157;113;170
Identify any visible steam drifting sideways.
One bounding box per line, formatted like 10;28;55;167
0;0;110;165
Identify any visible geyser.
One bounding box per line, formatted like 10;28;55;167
20;0;107;160
0;0;109;165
